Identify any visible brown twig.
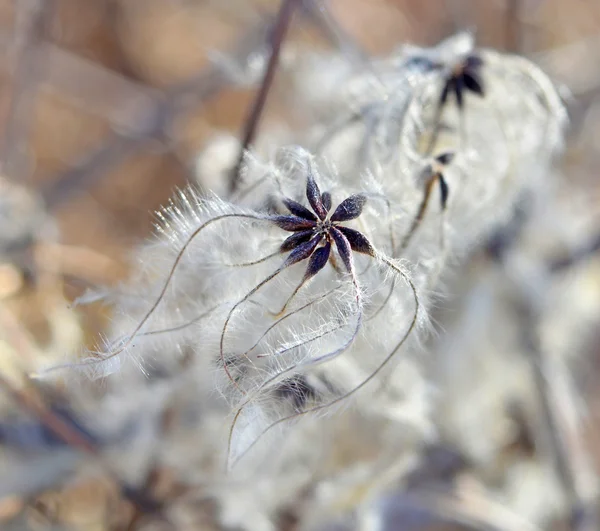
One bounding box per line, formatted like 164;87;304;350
505;0;521;53
400;175;438;251
0;374;96;454
229;0;300;194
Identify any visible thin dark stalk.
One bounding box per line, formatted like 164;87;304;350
505;0;521;53
229;0;300;194
424;101;445;157
400;175;437;250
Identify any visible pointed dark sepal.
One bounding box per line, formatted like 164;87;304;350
337;226;375;256
321;191;332;213
330;227;354;274
463;72;484;97
454;76;464;109
438;174;450;210
440;79;452;105
280;230;314;252
282;235;322;268
304;241;331;280
282;198;317;221
275;375;317;411
270;215;316;232
435;152;455;166
306;172;327;220
330;194;367;222
466;54;484;69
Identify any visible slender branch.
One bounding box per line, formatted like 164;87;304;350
0;374;96;454
229;0;300;193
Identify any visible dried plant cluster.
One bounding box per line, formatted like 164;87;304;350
5;27;600;531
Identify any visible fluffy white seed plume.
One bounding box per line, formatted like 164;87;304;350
284;33;567;267
35;31;573;531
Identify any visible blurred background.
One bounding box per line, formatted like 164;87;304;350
1;0;600;529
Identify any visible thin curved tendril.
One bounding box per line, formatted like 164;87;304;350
260;320;347;359
367;276;396;322
400;175;437;251
424;95;446;156
367;80;415;172
222;249;281;268
358;192;396;323
231;169;285;204
270;274;312;317
245;287;340;359
228;253;419;470
315;110;364;157
40;212;269;376
226;267;363;469
220;266;289;390
109;299;268;350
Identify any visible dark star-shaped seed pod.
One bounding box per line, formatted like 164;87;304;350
438;53;485;110
269;172;375;280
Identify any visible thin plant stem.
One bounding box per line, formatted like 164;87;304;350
246;287;340;358
230;0;300;194
220;266;289;389
400;174;438;251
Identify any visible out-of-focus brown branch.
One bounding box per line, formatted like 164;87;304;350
37;20;271;209
0;374;96;454
229;0;300;194
0;373;167;522
0;0;56;180
505;0;521;53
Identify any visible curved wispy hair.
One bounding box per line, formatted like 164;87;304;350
287;32;568;270
43;147;429;471
21;28;581;530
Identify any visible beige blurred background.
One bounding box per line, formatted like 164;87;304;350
1;1;600;529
